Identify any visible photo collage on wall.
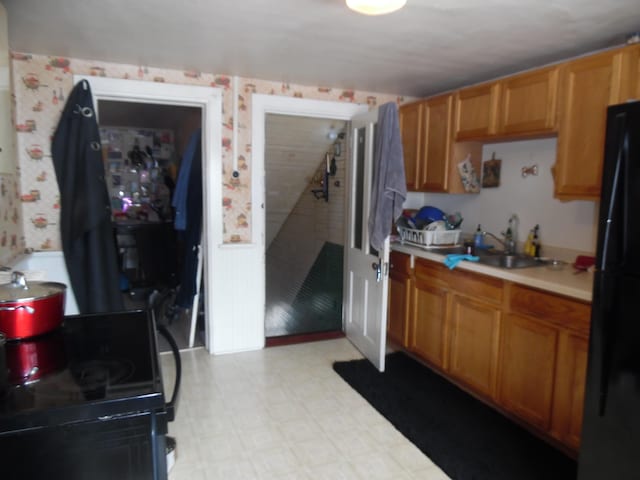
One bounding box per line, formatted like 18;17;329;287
100;127;176;222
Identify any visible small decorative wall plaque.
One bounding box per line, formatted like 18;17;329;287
482;153;501;188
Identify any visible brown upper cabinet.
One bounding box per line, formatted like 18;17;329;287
454;82;500;140
400;95;482;194
454;67;559;141
421;94;453;191
498;66;559;136
554;46;638;200
399;101;422;191
401;44;640;198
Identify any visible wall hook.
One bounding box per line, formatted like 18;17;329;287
522;164;538;178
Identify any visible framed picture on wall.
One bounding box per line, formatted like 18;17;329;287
482;155;501;188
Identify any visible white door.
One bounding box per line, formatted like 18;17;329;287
344;109;390;372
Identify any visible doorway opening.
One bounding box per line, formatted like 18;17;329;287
97;100;204;351
76;75;224;354
264;114;349;343
252;94;367;349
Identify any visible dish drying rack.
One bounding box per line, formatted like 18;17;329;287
397;226;462;249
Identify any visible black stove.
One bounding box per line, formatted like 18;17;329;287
0;310;180;480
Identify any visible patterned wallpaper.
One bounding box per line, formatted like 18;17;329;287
10;52;406;249
0;69;23;264
0;172;23;263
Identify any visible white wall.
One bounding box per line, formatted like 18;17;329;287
404;138;599;253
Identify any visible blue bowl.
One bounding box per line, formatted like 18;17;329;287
413;206;446;226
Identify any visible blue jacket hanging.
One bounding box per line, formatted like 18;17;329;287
172;129;201;231
172;129;203;308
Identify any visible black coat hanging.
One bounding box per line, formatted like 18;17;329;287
51;80;124;314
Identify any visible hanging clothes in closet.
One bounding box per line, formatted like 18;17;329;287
51;80;124;314
172;128;203;308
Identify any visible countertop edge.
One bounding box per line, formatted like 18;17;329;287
391;243;593;303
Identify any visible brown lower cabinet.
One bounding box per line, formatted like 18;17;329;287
387;253;590;453
449;295;501;399
498;313;558;430
410;275;449;368
550;332;589;451
387;251;412;347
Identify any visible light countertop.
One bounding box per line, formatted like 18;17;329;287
391;243;593;303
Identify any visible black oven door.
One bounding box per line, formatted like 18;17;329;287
1;411;168;480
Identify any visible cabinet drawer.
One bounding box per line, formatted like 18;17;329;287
451;269;503;304
509;283;591;332
389;251;412;275
415;258;452;287
415;258;502;304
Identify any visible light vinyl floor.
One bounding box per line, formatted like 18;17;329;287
160;338;450;480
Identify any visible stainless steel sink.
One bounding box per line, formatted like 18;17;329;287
476;251;548;269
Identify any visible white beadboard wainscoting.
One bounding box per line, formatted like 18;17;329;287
209;243;265;354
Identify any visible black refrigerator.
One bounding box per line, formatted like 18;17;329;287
578;101;640;480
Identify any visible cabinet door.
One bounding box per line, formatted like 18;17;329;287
399;102;423;191
555;48;632;199
629;45;640;100
454;82;500;140
409;276;448;368
421;94;452;191
388;256;411;347
551;332;589;451
448;295;501;399
498;66;559;136
498;313;558;430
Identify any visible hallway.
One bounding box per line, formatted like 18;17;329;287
264;114;348;340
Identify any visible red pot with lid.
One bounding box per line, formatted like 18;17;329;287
0;271;66;340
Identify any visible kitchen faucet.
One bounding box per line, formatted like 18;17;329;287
482;231;515;255
483;214;519;255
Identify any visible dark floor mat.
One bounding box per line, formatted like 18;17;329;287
333;352;577;480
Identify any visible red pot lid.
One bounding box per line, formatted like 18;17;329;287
0;271;66;302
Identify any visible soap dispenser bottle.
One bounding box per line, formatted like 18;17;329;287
525;229;534;256
532;225;541;258
474;224;483;248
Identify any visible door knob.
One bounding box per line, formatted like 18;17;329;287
372;260;381;282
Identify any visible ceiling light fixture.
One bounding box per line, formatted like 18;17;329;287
346;0;407;15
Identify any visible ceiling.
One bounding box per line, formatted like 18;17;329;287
4;0;640;97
